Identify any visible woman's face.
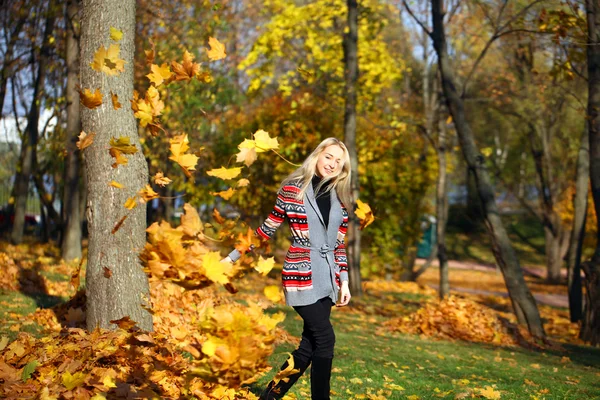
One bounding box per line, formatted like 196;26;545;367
315;144;345;178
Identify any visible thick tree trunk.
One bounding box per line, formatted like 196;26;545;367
11;3;56;244
583;0;600;345
437;107;450;299
544;226;570;283
567;125;588;322
81;0;152;331
343;0;362;296
61;0;83;261
431;0;544;337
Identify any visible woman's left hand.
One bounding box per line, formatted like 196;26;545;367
337;281;351;307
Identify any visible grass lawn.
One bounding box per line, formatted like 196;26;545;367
252;297;600;399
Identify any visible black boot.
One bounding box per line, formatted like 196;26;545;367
260;355;310;400
310;356;333;400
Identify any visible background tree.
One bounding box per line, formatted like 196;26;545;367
80;0;152;331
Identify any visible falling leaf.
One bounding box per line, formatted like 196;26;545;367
355;199;375;230
80;88;102;109
103;267;113;278
202;251;230;284
211;188;235;200
110;137;138;154
124;197;137;210
171;50;200;82
111;91;121;109
168;134;199;179
255;256;275;276
264;285;282;302
253;130;279;152
70;259;83;292
76;131;96;150
109;27;123;41
109;316;137;330
139;185;159;203
112;215;127;234
153;172;172;187
213;208;226;224
236;178;250;187
179;203;203;237
90;43;126;75
235;227;261;254
206;37;226;61
272;354;300;384
235;147;257;167
109;148;128;168
147;63;173;86
109;181;124;189
145;38;155;65
207;166;242;180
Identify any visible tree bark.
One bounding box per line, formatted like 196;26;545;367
437;105;450;299
431;0;545;337
567;124;588;322
11;2;56;244
582;0;600;345
61;0;83;262
81;0;152;331
0;1;27;118
343;0;362;296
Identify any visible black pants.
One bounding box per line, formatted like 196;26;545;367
292;297;335;362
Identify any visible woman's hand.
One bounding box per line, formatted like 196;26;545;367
337;281;351;307
220;256;233;264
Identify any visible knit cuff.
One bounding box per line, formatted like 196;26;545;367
228;249;242;263
340;271;349;283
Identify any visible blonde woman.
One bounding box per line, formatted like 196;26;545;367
222;138;353;399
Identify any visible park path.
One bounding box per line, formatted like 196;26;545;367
415;259;570;308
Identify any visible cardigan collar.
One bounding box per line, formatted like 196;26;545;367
305;180;341;244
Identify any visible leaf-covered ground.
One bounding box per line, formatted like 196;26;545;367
1;240;599;399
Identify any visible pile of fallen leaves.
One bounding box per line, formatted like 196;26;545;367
363;280;437;296
381;295;517;345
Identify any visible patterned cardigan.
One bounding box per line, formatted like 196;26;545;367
229;180;349;293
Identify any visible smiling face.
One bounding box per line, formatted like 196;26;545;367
315;144;345;178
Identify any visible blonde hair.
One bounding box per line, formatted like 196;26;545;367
281;137;353;209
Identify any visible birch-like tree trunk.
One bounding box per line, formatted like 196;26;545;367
431;0;544;337
343;0;362;296
81;0;152;331
61;0;83;261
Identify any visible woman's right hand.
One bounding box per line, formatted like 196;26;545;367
220;256;234;264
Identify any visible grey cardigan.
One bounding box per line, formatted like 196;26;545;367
228;180;349;306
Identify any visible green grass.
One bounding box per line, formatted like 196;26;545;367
0;290;59;340
250;301;600;399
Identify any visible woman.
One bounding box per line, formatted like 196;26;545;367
222;137;353;400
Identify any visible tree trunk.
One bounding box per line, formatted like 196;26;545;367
544;226;571;284
437;105;450;299
11;2;56;244
61;0;83;262
0;2;26;118
343;0;362;297
81;0;152;331
567;125;588;322
431;0;545;337
582;0;600;345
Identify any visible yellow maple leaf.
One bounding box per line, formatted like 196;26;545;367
202;251;230;284
478;386;501;399
102;373;117;389
124;197;137;209
110;91;121;109
109;148;128;168
237;178;250;187
355;199;375;230
168;134;199;179
76;131;96;150
206;37;226;61
171;50;200;82
62;371;86;390
153;172;172;187
134;100;154;127
79;88;102;109
138;185;159;203
264;285;282;302
147;63;173;87
109;180;124;188
255;256;275;276
206;166;242;180
254;130;278;152
236;147;257;167
109;27;123;41
272;354;300;384
109;137;138;154
90;43;126;76
211;188;235;200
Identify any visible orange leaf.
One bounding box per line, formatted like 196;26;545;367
138;185;159;203
80;88;102;109
103;267;113;278
111;91;121;109
147;63;173;86
124;197;137;209
171;50;200;82
153;172;172;187
112;215;127;234
90;43;126;76
76;131;96;150
206;37;226;61
211;188;235;200
109;316;137;330
213;208;226;224
109;148;128;168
